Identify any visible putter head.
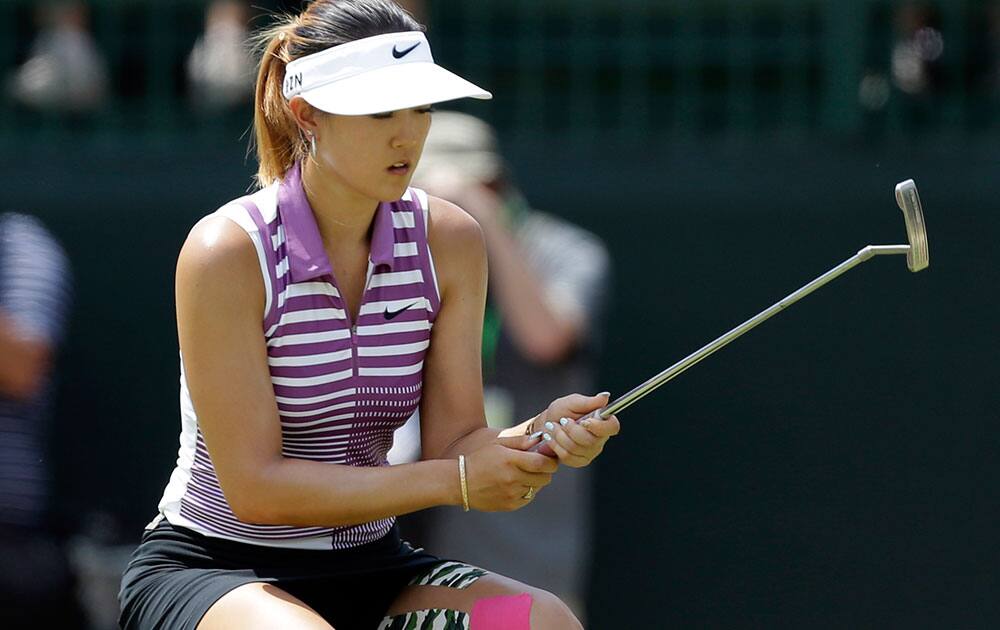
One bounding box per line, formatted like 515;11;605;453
894;179;929;272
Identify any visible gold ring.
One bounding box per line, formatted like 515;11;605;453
522;487;535;501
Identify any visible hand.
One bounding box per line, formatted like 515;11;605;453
463;434;560;511
533;392;621;467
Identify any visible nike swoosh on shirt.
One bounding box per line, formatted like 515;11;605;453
384;302;420;320
392;43;421;59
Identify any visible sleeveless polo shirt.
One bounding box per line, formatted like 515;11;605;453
156;162;441;550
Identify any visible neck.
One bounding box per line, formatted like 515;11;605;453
300;157;378;246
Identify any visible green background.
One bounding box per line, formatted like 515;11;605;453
2;0;998;626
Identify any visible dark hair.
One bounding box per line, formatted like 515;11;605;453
252;0;424;186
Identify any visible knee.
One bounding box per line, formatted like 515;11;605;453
528;589;583;630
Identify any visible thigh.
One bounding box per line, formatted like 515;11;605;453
198;582;334;630
385;568;581;630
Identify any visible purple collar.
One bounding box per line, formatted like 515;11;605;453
277;161;397;283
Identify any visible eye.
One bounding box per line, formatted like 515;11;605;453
370;111;394;119
416;105;436;115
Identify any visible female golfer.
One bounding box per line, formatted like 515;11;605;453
118;1;619;628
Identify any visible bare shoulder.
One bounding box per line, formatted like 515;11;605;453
426;195;486;265
176;213;263;311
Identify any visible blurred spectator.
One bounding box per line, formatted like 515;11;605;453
389;111;611;620
890;3;944;97
0;213;80;628
8;1;108;113
187;0;255;111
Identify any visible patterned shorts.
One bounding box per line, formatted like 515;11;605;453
377;561;491;629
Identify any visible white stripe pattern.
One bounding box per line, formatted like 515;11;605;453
357;340;429;357
274;387;356;406
356;320;432;336
369;270;424;288
393;242;419;258
165;186;439;550
268;349;352;368
391;211;415;228
267;329;352;348
277;282;341;308
358;362;425;377
270;368;353;387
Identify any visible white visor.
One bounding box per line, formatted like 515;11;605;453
282;31;492;115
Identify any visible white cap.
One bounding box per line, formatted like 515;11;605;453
282;31;492;115
415;110;503;183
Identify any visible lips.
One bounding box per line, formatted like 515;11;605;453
387;160;411;175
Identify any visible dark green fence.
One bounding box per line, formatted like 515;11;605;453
2;0;998;148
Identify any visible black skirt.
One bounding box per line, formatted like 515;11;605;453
118;517;442;630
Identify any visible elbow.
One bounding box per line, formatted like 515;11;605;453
229;497;274;525
0;347;50;400
221;467;286;525
229;493;292;526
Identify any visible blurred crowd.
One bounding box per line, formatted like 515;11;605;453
6;1;1000;126
856;2;1000;126
4;0;427;116
8;0;254;114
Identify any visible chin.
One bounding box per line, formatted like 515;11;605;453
377;183;411;203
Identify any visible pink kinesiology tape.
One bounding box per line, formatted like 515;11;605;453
470;593;533;630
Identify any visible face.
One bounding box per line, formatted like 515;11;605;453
307;104;434;203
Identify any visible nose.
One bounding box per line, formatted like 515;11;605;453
391;110;426;149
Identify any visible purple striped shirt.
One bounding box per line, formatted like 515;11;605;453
155;162;440;549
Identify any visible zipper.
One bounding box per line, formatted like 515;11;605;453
347;260;376;377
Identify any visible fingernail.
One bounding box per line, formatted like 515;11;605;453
544;421;555;432
559;417;570;427
529;431;544;441
543;433;553;442
581;420;592;429
598;391;611;398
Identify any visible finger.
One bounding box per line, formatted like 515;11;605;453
497;432;544;452
551;417;601;449
514;471;554;489
544;421;597;455
551;429;592;461
511;450;560;474
543;434;590;468
580;414;620;438
549;394;598;418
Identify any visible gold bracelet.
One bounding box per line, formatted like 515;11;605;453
458;455;470;512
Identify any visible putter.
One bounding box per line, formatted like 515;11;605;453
533;179;929;456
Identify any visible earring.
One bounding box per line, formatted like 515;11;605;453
310;132;318;159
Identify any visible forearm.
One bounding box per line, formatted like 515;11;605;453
438;426;501;459
239;457;461;527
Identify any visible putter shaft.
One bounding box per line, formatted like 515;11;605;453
530;244;912;455
598;244;911;419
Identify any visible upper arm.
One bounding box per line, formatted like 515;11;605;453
175;215;282;517
418;196;489;459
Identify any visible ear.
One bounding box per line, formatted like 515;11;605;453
289;96;322;136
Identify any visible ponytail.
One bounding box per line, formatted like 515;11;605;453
252;20;303;187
